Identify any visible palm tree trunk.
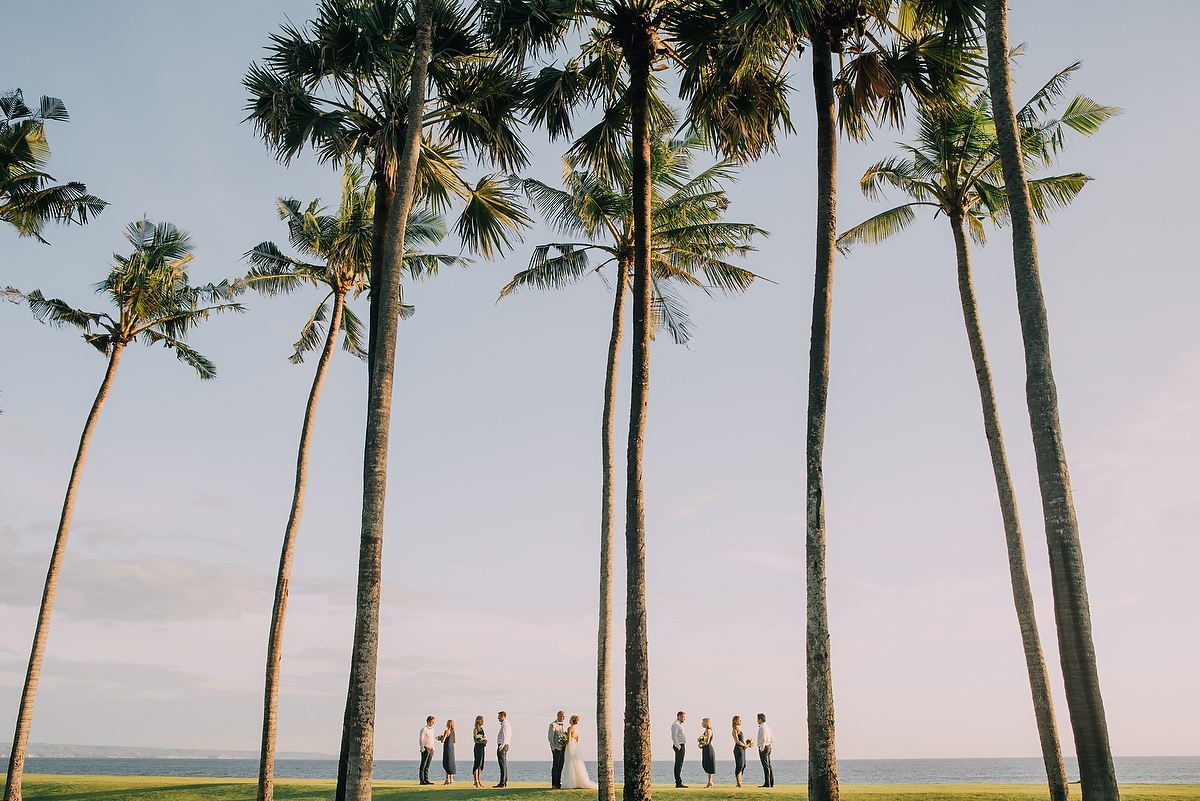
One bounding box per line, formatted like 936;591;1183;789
258;291;347;801
597;255;628;801
984;7;1119;801
366;164;396;382
805;28;841;801
950;214;1068;801
338;0;433;796
622;29;655;801
4;344;123;801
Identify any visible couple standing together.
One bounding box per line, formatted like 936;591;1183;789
671;711;774;788
548;711;597;790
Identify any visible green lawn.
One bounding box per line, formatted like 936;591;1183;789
12;777;1200;801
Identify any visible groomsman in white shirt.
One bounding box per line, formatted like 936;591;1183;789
671;711;688;788
419;716;437;785
756;713;774;787
548;710;567;788
494;711;513;788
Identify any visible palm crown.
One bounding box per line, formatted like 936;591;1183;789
16;220;242;378
501;115;767;343
244;0;531;258
241;165;469;362
1;89;107;243
838;60;1121;250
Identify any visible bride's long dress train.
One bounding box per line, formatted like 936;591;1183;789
564;740;597;790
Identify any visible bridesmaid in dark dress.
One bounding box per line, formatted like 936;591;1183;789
472;715;487;788
700;718;716;787
441;720;456;784
731;716;753;787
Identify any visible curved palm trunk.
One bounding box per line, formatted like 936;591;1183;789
806;29;840;801
984;6;1119;800
366;167;396;382
258;291;347;801
4;344;124;801
597;256;629;801
622;32;654;801
950;215;1068;801
338;0;434;797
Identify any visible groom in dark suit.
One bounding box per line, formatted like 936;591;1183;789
548;710;566;788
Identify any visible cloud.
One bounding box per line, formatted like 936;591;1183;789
668;493;726;519
290;576;441;609
0;532;269;621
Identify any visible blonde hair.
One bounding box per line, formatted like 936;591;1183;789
732;716;741;727
570;715;580;725
475;716;485;728
702;718;711;728
447;720;455;730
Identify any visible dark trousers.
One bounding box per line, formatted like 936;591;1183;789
497;745;509;785
674;744;686;785
759;746;774;787
419;747;434;783
551;747;566;787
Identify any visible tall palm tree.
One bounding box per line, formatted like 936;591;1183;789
246;4;530;797
1;89;106;243
985;4;1120;798
2;220;240;801
241;166;465;801
677;3;981;797
837;68;1119;801
500;123;765;800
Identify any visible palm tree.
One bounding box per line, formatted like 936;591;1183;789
1;89;106;243
675;4;980;797
499;122;765;800
2;220;240;801
984;5;1120;799
246;4;530;797
241;166;466;801
837;67;1119;801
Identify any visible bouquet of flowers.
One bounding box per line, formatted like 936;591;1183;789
436;734;445;743
475;732;488;745
697;734;710;748
744;738;754;748
556;732;570;749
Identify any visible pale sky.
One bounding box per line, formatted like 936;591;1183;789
2;0;1197;763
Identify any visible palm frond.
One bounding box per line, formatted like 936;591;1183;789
836;204;921;253
455;174;532;258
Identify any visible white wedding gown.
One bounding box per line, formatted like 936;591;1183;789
563;739;597;790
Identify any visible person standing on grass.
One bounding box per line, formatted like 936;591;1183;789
756;713;774;787
419;716;437;785
549;710;567;788
732;716;753;787
671;711;688;788
472;715;488;788
494;711;512;787
442;719;457;785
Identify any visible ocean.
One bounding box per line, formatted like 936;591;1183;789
19;756;1200;785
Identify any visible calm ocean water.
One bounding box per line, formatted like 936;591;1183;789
20;756;1200;784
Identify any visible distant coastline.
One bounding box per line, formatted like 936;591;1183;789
3;744;336;760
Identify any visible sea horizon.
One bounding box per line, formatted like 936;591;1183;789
10;755;1199;785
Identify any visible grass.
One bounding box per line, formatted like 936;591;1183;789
12;777;1200;801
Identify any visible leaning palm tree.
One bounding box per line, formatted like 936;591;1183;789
247;4;530;797
985;4;1120;799
2;220;240;801
837;67;1119;801
1;89;107;243
500;122;765;800
241;165;467;801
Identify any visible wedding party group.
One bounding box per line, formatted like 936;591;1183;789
672;712;775;789
417;710;776;790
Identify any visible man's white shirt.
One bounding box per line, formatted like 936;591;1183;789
671;720;686;747
420;725;437;750
497;720;512;748
548;719;565;749
757;723;773;750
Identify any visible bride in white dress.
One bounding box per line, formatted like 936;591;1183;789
563;715;598;790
